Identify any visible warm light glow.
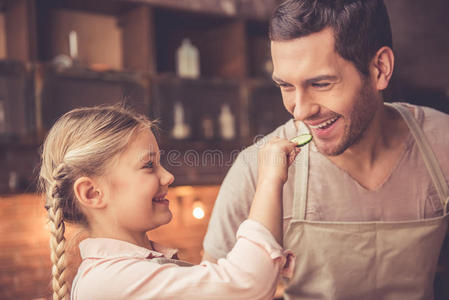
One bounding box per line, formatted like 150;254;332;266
192;200;205;219
193;207;205;219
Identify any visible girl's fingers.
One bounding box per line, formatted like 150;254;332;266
287;146;301;166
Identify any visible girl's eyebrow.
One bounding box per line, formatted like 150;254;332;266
138;151;157;162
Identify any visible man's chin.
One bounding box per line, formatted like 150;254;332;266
314;140;347;157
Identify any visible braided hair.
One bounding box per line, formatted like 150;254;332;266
39;105;153;300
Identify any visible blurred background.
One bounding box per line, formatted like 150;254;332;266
0;0;448;299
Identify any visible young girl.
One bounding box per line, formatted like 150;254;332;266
39;105;299;300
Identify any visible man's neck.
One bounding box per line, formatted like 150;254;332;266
326;103;410;190
331;104;388;169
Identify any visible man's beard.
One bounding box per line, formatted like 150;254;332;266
314;81;378;156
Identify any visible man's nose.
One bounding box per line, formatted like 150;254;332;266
291;90;318;121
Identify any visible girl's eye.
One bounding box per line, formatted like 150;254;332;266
143;161;154;169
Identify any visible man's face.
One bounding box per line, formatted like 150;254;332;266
271;28;380;156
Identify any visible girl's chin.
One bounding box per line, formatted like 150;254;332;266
157;211;173;226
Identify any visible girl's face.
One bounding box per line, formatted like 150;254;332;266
100;128;174;235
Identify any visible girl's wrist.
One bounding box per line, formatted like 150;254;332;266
257;176;285;189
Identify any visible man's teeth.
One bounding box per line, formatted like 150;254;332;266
310;117;339;129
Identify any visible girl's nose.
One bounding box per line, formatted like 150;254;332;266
160;167;174;186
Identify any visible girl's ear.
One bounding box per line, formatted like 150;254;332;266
370;46;395;91
73;177;106;209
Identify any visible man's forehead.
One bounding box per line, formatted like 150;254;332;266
271;27;335;50
271;31;344;80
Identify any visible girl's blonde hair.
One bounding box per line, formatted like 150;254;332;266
39;105;153;300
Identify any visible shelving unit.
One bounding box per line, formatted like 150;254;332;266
37;64;149;132
0;0;287;193
154;9;247;78
0;60;35;141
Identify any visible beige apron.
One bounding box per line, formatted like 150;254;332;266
283;103;449;300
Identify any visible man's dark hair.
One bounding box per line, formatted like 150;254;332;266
269;0;393;75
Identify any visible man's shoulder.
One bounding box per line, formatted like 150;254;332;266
400;103;449;165
393;101;449;141
418;104;449;125
404;103;449;134
396;102;449;121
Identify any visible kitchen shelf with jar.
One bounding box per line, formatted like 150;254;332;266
246;78;292;136
246;19;273;78
153;7;248;78
32;0;154;73
0;0;287;190
0;60;36;145
150;75;242;139
35;63;150;133
149;74;249;186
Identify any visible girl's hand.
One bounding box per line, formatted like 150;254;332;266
257;137;300;185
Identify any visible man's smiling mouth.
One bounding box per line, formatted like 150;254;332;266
308;116;340;130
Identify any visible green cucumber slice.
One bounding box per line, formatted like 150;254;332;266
291;134;313;147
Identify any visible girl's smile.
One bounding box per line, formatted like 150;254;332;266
97;128;175;244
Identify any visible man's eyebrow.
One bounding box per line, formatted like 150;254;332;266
272;74;339;85
305;75;339;84
272;75;288;84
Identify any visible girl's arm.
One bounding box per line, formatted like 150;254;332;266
249;137;299;245
72;138;298;300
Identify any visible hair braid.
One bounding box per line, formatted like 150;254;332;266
48;163;70;300
39;104;155;298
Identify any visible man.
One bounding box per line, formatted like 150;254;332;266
203;0;449;299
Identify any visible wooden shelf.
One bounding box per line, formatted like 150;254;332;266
125;0;279;19
150;75;243;141
245;78;291;136
0;60;35;140
0;0;285;192
154;8;247;78
246;19;272;78
39;63;146;83
126;0;240;18
37;64;149;133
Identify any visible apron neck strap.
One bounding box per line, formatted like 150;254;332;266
387;103;449;213
291;103;449;220
292;123;310;221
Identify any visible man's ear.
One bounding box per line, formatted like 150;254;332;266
370;46;394;91
73;177;106;209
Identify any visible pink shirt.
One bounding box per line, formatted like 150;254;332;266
71;220;293;300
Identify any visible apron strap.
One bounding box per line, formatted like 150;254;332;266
292;122;310;221
388;103;449;213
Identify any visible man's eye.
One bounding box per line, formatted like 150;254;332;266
312;82;331;88
143;161;154;169
275;82;293;90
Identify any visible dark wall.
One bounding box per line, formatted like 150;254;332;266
384;0;449;112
